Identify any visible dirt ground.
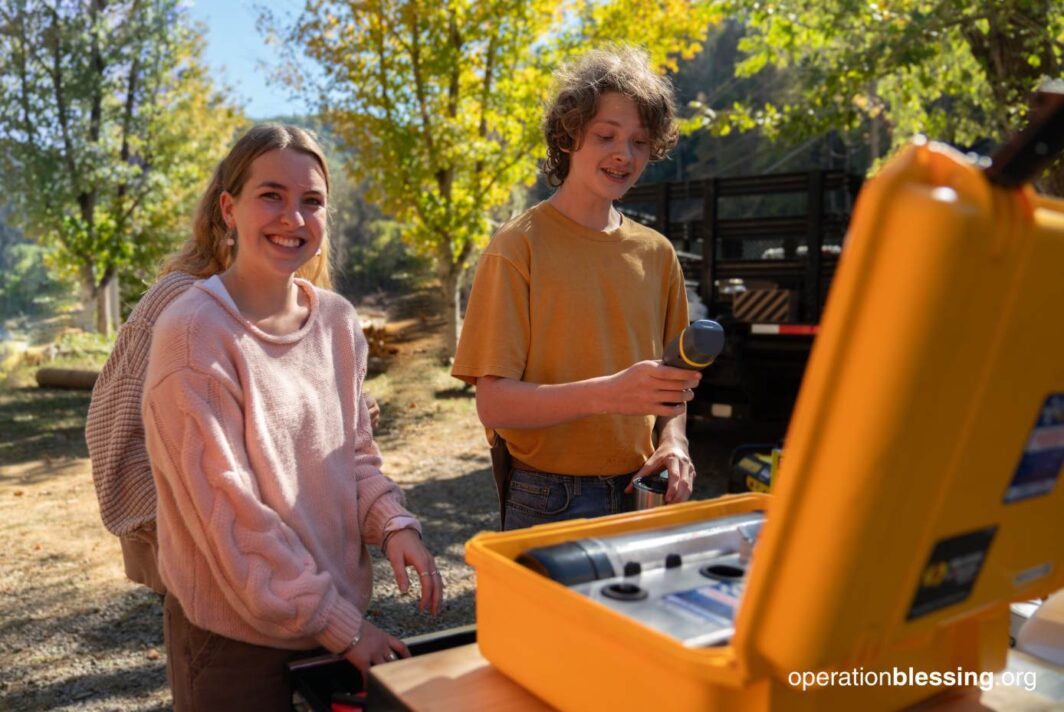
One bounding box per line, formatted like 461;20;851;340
0;290;775;711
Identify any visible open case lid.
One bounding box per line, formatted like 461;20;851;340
733;92;1064;677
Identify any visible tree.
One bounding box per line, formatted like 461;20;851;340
642;19;870;186
270;0;721;358
0;0;244;334
0;204;70;319
693;0;1064;194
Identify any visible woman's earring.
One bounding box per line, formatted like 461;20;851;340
315;247;322;256
226;227;236;247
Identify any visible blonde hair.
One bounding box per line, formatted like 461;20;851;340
162;124;333;289
543;46;679;187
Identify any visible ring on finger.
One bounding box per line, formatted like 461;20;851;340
387;652;398;661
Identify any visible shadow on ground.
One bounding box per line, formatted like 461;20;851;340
0;574;167;711
368;464;497;639
0;387;91;467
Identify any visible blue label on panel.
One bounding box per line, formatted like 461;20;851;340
664;581;738;625
1004;394;1064;503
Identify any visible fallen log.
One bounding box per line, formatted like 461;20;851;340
35;368;99;390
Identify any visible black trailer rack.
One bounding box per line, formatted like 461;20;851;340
619;170;863;421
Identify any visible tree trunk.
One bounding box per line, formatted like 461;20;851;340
81;266;119;336
77;265;96;333
438;257;462;361
100;273;120;334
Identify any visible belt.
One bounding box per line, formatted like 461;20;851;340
510;457;551;474
511;458;634;479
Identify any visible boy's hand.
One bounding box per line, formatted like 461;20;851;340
627;439;695;503
603;360;700;417
384;529;443;615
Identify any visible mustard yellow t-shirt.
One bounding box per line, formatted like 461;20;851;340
452;201;689;475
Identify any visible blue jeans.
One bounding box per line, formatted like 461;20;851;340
503;469;634;531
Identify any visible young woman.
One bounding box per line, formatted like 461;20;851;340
141;124;441;710
87;193;383;596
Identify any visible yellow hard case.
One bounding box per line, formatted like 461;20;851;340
466;140;1064;711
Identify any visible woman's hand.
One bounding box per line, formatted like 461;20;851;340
384;529;443;615
364;393;381;429
341;620;410;676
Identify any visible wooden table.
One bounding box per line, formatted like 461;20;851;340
367;643;549;711
368;644;1064;712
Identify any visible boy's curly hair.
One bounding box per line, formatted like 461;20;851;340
543;46;679;187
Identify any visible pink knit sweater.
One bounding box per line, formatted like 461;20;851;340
143;276;417;653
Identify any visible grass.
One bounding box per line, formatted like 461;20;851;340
0;385;93;466
2;329;112;387
0;330;110;467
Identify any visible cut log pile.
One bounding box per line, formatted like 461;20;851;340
361;321;398;359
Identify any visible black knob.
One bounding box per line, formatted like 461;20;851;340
601;582;648;602
665;553;682;569
623;561;642;577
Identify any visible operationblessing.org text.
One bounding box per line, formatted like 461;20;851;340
788;667;1037;693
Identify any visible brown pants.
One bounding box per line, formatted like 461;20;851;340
120;524;166;594
163;594;312;712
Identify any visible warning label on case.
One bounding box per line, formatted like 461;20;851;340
1004;393;1064;503
908;527;996;620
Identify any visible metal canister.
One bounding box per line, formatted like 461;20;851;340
632;470;669;510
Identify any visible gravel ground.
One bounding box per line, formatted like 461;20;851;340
0;399;495;711
0;296;772;711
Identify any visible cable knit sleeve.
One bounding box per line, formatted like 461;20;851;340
144;367;363;652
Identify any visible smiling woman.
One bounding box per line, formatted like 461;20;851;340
217;148;329;333
160;124;333;288
85;123;447;711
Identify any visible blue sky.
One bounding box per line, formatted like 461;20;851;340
186;0;311;119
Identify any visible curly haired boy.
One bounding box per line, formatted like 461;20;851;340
453;46;699;530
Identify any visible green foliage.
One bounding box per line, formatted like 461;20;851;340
267;0;723;353
51;328;114;370
264;116;432;297
0;241;74;319
697;0;1063;187
0;1;246;331
0;206;74;319
637;19;874;193
324;128;432;295
344;218;434;294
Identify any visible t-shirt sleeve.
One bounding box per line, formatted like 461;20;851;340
144;368;363;652
663;256;691;347
451;252;530;385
